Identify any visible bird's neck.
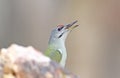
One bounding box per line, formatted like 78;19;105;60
49;33;68;46
48;38;65;47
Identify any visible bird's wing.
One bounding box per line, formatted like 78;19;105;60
49;49;62;63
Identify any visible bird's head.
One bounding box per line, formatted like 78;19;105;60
49;20;79;43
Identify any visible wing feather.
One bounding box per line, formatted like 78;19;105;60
45;49;62;63
50;50;62;63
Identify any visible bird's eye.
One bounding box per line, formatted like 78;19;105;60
57;25;64;31
58;26;64;31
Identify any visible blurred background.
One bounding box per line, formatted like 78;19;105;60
0;0;120;78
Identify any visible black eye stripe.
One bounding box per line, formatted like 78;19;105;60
58;33;64;38
58;26;64;31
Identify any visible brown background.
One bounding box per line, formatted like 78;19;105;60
0;0;120;78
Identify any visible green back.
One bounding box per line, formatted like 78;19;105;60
45;47;62;63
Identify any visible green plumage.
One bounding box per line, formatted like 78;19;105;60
45;46;62;63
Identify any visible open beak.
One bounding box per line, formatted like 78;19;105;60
65;20;79;30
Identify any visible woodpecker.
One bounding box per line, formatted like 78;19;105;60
45;20;79;67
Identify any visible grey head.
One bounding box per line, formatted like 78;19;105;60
49;20;79;43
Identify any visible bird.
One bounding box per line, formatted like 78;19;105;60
44;20;79;67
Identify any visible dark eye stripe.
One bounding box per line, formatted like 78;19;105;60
58;33;64;38
58;26;64;31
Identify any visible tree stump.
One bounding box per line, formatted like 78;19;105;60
0;44;79;78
